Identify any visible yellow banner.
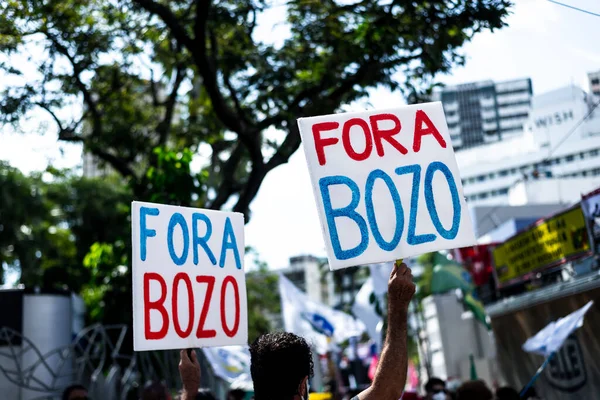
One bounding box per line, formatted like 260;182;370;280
493;206;590;285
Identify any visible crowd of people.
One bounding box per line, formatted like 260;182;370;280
61;263;540;400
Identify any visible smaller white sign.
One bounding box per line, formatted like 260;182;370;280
298;102;476;270
131;201;247;351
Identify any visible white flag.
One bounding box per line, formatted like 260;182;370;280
279;274;365;354
201;346;252;385
352;277;383;350
368;263;393;296
523;301;594;357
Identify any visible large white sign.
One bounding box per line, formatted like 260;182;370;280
298;102;476;270
131;201;247;351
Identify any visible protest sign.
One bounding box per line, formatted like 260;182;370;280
493;205;591;287
298;102;476;270
131;201;247;351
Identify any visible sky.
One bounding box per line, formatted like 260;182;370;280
2;0;600;270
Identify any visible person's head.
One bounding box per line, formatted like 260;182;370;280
62;385;88;400
227;388;246;400
425;377;447;400
196;388;217;400
250;332;314;400
456;380;493;400
141;381;170;400
495;387;519;400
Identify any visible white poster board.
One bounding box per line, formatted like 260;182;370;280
298;102;476;270
131;201;247;351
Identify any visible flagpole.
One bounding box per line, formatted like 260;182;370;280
519;352;555;398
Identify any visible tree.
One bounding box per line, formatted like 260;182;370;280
245;247;281;342
1;0;511;218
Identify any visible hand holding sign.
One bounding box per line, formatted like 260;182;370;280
132;202;248;351
298;102;476;269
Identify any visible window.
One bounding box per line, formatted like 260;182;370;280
553;158;561;165
591;149;599;157
488;172;496;179
499;188;509;195
477;175;486;182
582;171;588;177
499;170;508;177
592;78;600;85
478;192;489;199
566;155;574;162
579;152;585;160
510;168;517;174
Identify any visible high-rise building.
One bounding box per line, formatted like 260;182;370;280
458;85;600;207
435;78;533;150
589;70;600;97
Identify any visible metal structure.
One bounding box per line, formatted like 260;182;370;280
0;324;139;400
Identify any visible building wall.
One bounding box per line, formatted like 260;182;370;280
421;294;496;381
508;177;600;206
440;78;532;150
279;256;367;308
457;85;600;206
589;70;600;97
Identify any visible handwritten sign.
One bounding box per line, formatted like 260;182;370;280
131;201;247;351
298;102;476;270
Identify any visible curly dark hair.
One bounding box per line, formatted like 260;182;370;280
249;332;314;400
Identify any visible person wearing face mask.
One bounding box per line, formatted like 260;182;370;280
424;378;450;400
249;262;415;400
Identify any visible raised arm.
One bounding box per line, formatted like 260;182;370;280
357;263;415;400
179;349;201;400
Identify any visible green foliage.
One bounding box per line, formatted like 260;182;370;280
0;0;511;219
245;247;281;343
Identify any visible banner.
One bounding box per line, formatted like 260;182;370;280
493;206;591;287
279;275;365;354
297;102;476;270
581;187;600;253
131;201;248;351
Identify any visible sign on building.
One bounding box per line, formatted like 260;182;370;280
493;205;592;287
298;102;476;270
582;187;600;254
131;201;247;351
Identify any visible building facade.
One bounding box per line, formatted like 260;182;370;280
458;85;600;207
278;255;368;309
436;78;533;150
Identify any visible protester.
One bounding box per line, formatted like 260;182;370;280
249;262;415;400
62;384;88;400
424;377;449;400
495;387;519;400
141;381;171;400
179;350;201;400
455;381;493;400
227;388;246;400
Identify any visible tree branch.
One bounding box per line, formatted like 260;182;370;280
88;146;138;179
208;143;245;210
158;64;186;145
132;0;194;49
135;0;262;165
44;33;103;136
